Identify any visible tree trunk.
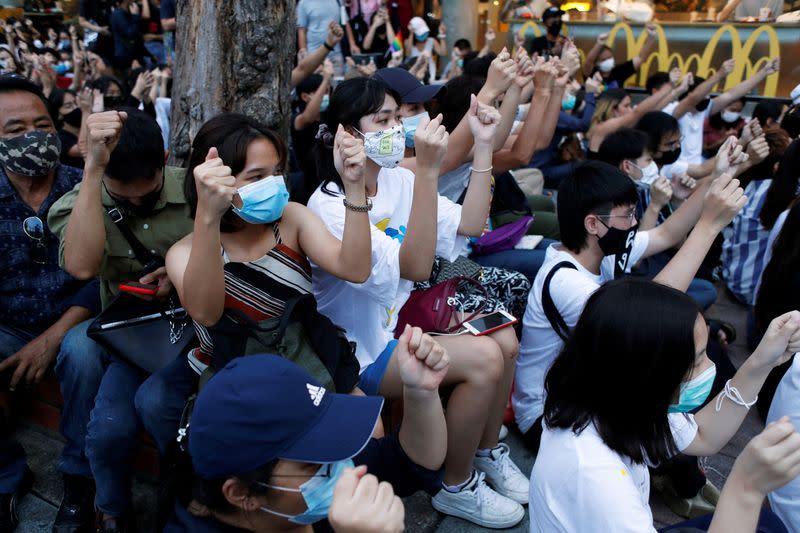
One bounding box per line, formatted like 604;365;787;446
168;0;296;166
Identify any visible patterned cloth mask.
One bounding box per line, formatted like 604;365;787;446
0;131;61;177
356;124;406;169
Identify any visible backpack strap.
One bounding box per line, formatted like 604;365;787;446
541;261;579;342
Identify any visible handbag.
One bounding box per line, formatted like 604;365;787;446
395;276;489;337
87;206;196;374
472;215;534;255
432;255;482;284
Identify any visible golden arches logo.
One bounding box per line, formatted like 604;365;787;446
515;21;780;96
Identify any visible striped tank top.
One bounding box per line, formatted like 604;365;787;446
189;223;312;373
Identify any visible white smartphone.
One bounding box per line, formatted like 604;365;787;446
462;310;518;336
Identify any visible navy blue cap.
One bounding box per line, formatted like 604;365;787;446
374;68;445;104
542;6;565;19
189;355;384;479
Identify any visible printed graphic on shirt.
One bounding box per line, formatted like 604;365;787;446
375;218;407;243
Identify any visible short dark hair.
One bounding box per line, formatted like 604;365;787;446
780;104;800;139
440;74;485;133
295;73;324;97
544;278;701;465
463;52;494;79
184;112;288;231
105;108;165;183
89;75;125;96
454;38;471;51
635;111;680;154
597;128;649;167
315;77;399;196
760;138;800;230
556;160;639;252
646;71;671;94
753;100;784;126
0;73;48;108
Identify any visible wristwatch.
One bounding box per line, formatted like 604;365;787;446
343;197;373;212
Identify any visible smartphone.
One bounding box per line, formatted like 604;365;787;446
462;310;518;336
119;281;158;296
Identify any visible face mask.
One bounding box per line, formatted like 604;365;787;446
260;459;353;525
401;111;429;148
232;175;290;224
320;94;329;113
632;160;659;185
64;108;82;128
59;39;70;50
655;146;681;166
562;94;576;111
669;364;716;413
598;57;615;73
415;32;429;42
695;98;710;113
0;131;61;177
104;95;125;109
720;110;741;123
109;180;163;218
597;220;638;257
547;20;563;37
357;124;405;168
54;63;68;75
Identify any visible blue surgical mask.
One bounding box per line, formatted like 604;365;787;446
232;175;289;224
259;459;353;525
401;111;429;148
320;94;329;113
562;94;576;111
416;32;429;41
669;364;716;413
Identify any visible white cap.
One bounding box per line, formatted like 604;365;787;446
408;17;430;38
791;83;800;105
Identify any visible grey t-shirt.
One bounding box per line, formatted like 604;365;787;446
735;0;784;18
297;0;341;53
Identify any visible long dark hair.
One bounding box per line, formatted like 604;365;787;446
313;77;400;196
760;138;800;230
736;124;790;190
184;112;288;232
544;278;701;465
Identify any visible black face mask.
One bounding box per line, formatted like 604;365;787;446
695;98;710;113
63;107;82;128
547;20;563;37
104;95;125;109
108;182;164;218
597;221;637;256
655;146;681;166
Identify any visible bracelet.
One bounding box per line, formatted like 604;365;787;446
437;34;447;40
323;41;335;51
714;379;757;412
470;165;493;174
343;197;373;212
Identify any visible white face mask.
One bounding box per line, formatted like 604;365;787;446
632;160;659;185
720;110;741;123
356;124;406;169
598;57;615;73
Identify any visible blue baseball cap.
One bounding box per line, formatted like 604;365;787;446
374;68;445;103
189;355;384;479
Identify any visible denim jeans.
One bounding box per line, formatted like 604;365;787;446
143;40;166;68
472;239;558;281
134;355;198;456
0;324;35;494
686;278;718;311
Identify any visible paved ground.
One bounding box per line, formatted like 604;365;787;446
13;289;760;532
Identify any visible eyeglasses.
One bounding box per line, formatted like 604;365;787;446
23;216;47;265
597;208;637;224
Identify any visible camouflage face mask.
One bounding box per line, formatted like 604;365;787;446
0;131;61;177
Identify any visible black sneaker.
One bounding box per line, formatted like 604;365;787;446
0;466;34;533
52;475;95;533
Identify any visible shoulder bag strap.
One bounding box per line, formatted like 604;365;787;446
105;206;162;269
542;261;578;342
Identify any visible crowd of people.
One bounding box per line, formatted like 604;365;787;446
1;0;800;532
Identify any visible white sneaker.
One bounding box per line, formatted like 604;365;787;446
431;471;525;529
498;424;509;441
474;443;530;504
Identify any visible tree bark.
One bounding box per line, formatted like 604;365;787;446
168;0;295;166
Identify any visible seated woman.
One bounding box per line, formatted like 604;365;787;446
531;278;800;533
165;112;372;382
308;77;528;529
169;324;447;532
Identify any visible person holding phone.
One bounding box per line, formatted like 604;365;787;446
309;77;529;529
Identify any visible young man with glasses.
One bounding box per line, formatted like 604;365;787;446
0;74;100;532
513;152;748;456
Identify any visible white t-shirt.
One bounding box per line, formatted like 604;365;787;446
530;413;698;533
767;355;800;531
307;166;465;370
513;234;651;433
663;100;711;166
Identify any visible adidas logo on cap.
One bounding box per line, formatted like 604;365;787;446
307;384;326;406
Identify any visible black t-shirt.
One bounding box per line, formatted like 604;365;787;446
160;0;176;20
597;58;637;88
79;0;114;26
142;2;162;36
